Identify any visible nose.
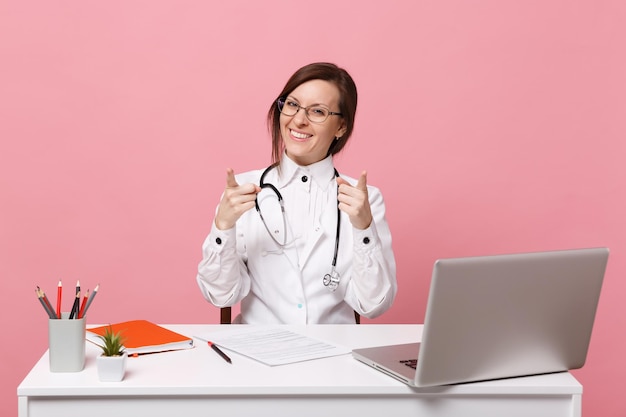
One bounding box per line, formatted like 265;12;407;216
292;106;309;125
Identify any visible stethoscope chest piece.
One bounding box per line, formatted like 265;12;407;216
323;268;341;292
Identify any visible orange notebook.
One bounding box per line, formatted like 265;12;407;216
86;320;194;355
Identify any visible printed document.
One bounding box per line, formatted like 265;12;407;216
195;326;350;366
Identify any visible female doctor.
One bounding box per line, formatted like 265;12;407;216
196;62;397;324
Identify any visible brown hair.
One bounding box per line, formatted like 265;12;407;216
267;62;358;165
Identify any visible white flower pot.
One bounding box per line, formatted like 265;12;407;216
97;353;127;382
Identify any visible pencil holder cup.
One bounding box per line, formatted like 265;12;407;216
48;313;86;372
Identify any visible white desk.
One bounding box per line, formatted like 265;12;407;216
18;324;582;417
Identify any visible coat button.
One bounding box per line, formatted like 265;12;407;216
215;237;222;245
363;237;370;244
301;175;308;183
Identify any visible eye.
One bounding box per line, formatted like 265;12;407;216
285;100;299;108
310;107;329;116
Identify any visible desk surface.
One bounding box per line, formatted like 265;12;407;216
18;324;582;417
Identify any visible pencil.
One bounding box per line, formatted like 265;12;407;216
82;284;99;316
69;280;81;319
56;280;62;319
37;286;56;319
36;288;56;319
69;290;80;319
78;289;89;319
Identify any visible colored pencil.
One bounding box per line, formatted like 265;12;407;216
37;286;56;318
36;288;56;319
56;280;62;319
69;290;80;319
78;290;89;319
83;284;99;316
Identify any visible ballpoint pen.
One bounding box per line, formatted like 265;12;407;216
208;341;232;364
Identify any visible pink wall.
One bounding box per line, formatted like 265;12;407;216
1;1;624;416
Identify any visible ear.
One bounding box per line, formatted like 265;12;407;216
335;121;348;139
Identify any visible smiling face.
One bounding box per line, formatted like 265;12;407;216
280;79;347;166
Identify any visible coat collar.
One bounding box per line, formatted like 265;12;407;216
276;154;336;190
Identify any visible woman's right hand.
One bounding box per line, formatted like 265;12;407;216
214;168;261;230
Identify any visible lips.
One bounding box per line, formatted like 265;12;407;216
290;129;312;141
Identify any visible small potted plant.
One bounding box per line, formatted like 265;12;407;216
96;326;127;382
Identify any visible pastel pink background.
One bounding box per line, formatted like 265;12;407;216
1;1;624;416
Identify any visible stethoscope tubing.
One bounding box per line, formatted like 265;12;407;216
255;164;341;290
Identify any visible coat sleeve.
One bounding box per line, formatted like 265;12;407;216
196;222;251;308
344;185;397;319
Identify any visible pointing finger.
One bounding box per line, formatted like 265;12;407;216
356;171;368;191
225;168;239;188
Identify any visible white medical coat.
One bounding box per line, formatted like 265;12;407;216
196;156;397;324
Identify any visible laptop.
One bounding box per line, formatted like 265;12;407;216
352;247;609;387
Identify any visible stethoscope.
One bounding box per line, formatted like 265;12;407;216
255;164;342;292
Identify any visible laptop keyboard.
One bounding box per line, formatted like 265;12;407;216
400;359;418;369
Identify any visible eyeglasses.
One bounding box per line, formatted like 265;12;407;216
276;98;343;123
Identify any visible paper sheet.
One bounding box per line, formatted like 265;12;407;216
194;326;350;366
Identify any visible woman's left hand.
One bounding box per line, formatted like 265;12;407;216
337;171;373;230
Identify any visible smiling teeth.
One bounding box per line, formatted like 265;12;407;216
291;130;311;139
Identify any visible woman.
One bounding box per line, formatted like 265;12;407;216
196;62;397;324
